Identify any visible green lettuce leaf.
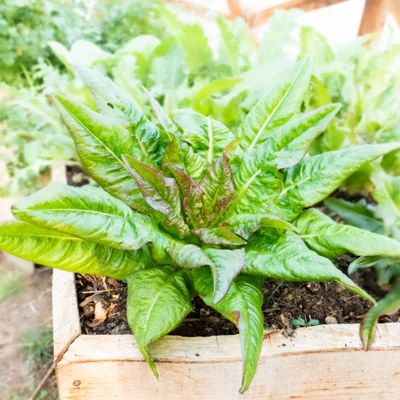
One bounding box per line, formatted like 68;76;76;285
203;247;246;303
12;183;154;250
193;227;246;246
75;67;170;165
168;244;212;269
243;231;374;302
193;267;264;393
54;94;148;213
226;143;282;217
360;284;400;350
274;143;400;220
348;256;382;274
169;244;243;302
371;167;400;234
161;9;212;74
324;197;383;234
142;86;179;136
226;213;297;240
238;57;312;151
272;104;340;168
174;109;235;163
295;208;400;259
0;221;152;279
126;266;193;377
162;137;207;183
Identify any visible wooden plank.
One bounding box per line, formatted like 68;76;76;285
358;0;390;37
51;162;81;363
52;270;80;363
248;0;347;27
57;323;400;399
52;161;68;185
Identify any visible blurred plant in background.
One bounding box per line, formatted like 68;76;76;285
0;0;163;196
0;0;163;87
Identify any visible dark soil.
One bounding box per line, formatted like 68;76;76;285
66;165;91;187
76;256;400;337
69;166;400;337
331;189;377;205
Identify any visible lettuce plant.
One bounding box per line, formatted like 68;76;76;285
2;59;400;393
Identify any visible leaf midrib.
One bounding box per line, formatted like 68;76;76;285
71;111;127;170
18;207;131;220
247;64;305;151
142;268;182;342
0;233;82;240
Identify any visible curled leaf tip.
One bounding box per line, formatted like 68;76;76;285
139;345;159;380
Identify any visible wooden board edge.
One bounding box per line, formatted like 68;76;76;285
51;161;81;362
56;323;400;399
52;269;81;362
61;322;400;364
52;161;68;185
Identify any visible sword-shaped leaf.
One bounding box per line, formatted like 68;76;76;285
12;183;154;250
360;285;400;350
243;231;374;302
193;267;264;393
126;266;193;378
54;95;148;213
0;221;152;280
239;57;312;151
274;143;400;220
295;208;400;259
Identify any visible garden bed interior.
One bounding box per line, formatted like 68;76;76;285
51;164;400;399
66;164;399;337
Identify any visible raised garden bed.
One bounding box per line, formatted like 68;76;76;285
52;163;400;399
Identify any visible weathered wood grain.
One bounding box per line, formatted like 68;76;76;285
56;323;400;399
52;270;80;363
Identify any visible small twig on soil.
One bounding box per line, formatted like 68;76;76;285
265;282;283;306
28;361;55;400
102;276;109;291
81;288;122;294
